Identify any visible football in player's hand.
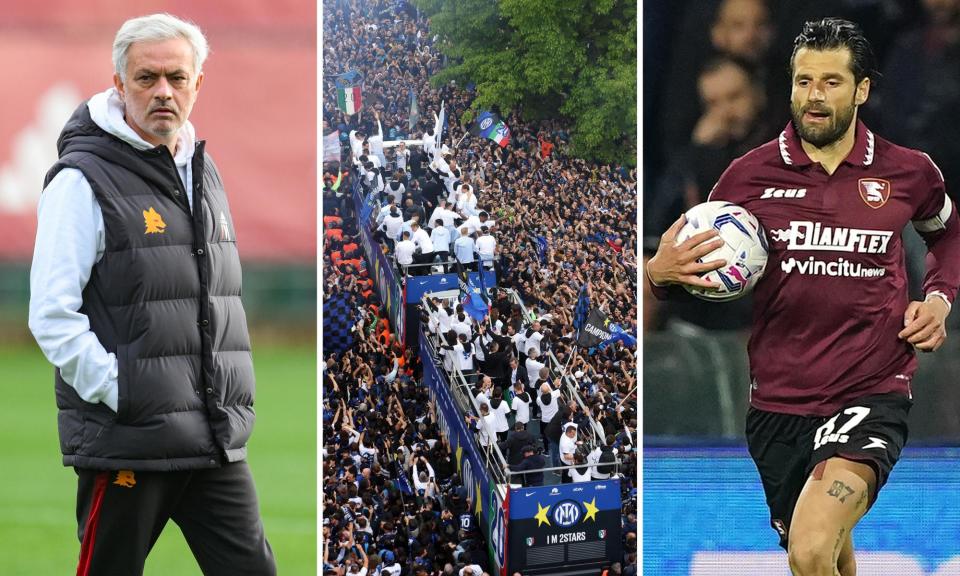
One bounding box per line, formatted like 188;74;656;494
676;201;768;301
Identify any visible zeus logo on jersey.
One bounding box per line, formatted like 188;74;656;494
760;187;807;199
769;221;892;254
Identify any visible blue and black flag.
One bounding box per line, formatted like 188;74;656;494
455;259;488;322
395;469;414;496
476;263;492;307
322;293;356;355
469;111;511;147
534;235;548;264
599;322;637;350
573;283;590;332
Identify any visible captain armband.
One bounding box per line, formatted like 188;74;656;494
912;195;953;233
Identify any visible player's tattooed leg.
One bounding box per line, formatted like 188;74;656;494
789;459;875;576
827;480;855;503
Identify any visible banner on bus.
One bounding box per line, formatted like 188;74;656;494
405;270;497;303
508;480;622;573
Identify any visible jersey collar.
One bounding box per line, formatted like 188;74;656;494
778;119;876;169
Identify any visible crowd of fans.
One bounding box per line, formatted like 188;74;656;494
645;0;960;331
322;0;637;574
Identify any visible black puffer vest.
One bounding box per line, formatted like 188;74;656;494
45;103;255;471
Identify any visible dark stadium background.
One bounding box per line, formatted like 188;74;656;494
0;1;316;573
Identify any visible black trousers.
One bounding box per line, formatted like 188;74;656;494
75;462;275;576
540;423;552;455
412;251;436;275
435;251;450;270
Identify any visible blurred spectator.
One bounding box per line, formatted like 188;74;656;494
661;0;774;157
651;56;773;236
711;0;774;64
648;57;771;331
875;0;960;307
879;0;960;198
686;57;772;206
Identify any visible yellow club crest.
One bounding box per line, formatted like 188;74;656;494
113;470;136;488
143;207;166;234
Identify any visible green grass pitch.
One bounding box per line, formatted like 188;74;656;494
0;343;316;574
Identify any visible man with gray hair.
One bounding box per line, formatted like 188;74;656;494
29;13;275;574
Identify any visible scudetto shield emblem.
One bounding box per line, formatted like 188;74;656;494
858;178;891;209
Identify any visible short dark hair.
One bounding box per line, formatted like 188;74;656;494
700;55;757;85
791;18;877;85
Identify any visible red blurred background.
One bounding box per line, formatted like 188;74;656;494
0;0;316;262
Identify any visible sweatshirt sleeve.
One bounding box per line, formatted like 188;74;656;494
28;168;119;412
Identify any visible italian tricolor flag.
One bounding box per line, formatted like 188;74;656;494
337;85;362;115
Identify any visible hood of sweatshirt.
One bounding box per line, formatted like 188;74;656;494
55;87;199;188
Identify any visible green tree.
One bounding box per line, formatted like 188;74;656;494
414;0;636;165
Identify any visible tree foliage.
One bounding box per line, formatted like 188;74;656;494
414;0;637;165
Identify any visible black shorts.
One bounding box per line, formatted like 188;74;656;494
745;392;911;549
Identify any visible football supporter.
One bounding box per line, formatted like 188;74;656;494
647;18;960;576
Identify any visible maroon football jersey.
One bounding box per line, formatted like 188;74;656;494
703;120;960;416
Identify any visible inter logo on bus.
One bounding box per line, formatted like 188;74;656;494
552;500;582;527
